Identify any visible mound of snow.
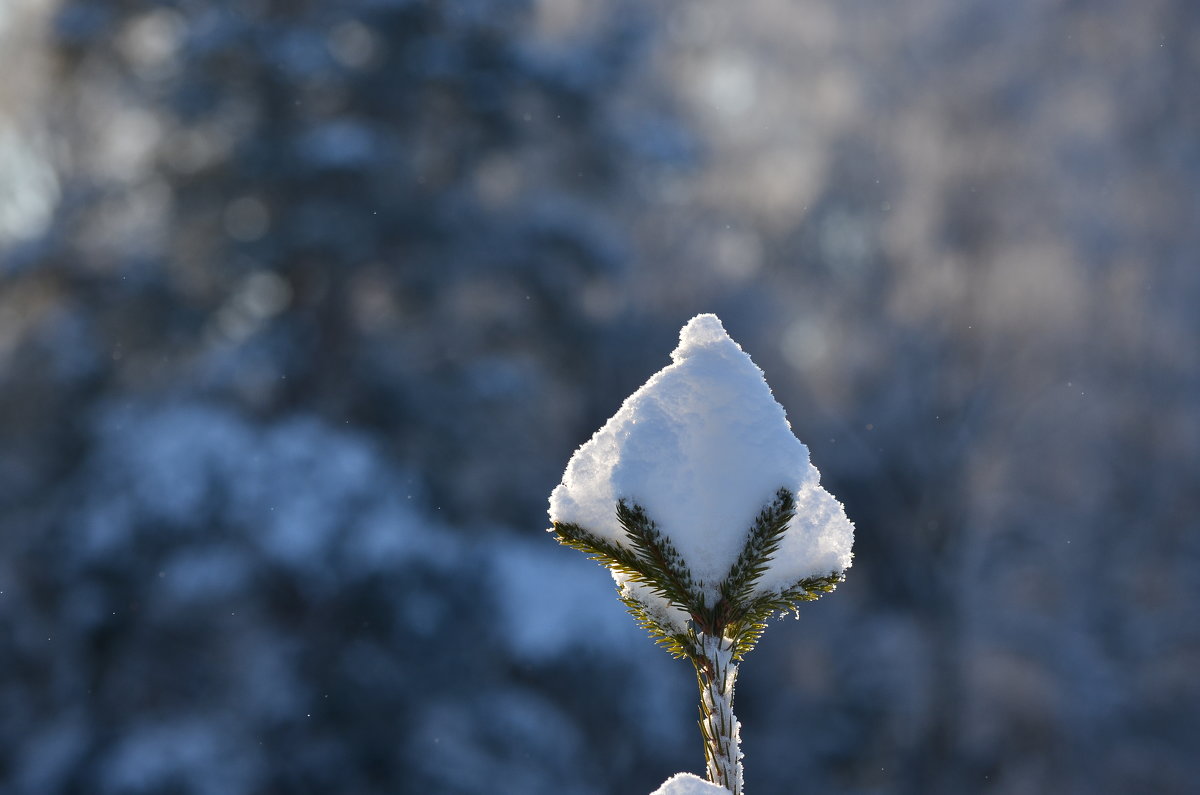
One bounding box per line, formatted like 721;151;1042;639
650;772;730;794
549;314;853;612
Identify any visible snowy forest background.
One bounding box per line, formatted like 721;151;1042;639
1;1;1198;793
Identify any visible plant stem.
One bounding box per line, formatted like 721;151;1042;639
695;633;743;794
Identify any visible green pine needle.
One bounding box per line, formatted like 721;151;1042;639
552;520;645;578
619;594;695;659
717;487;795;611
728;571;845;659
616;499;704;615
553;489;845;662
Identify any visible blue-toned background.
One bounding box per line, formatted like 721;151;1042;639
1;1;1197;793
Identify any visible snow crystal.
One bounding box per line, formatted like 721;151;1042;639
650;772;731;794
549;314;852;610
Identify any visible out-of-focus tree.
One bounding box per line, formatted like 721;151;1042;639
10;0;695;524
1;0;1197;793
0;2;697;793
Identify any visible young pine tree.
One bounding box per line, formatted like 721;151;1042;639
549;314;854;794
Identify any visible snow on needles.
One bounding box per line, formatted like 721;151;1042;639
549;314;853;613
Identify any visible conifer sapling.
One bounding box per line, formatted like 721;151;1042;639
548;314;854;794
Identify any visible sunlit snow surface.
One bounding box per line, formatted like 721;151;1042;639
549;314;853;610
650;772;731;794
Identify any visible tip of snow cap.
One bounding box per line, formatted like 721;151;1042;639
672;314;739;363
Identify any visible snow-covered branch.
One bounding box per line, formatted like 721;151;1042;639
548;314;855;792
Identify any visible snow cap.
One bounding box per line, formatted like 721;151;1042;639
549;314;853;607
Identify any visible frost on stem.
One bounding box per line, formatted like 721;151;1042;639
548;314;854;791
697;634;742;793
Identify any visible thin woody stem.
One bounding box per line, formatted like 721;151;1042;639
694;633;743;794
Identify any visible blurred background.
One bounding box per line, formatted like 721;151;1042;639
1;0;1197;793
